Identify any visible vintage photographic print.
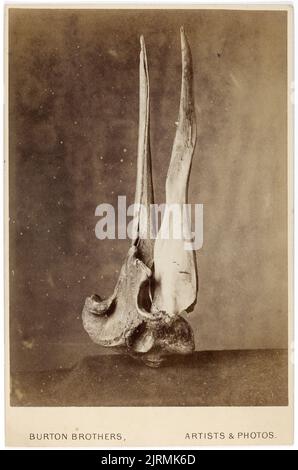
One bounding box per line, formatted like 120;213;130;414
5;4;293;446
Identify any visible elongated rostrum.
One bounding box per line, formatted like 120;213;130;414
82;28;198;367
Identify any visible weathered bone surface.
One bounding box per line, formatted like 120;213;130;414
152;27;198;318
82;36;155;347
82;246;151;347
82;28;198;366
127;316;195;368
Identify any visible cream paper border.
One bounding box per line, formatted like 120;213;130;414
4;3;294;447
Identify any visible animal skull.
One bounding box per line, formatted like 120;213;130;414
82;27;198;367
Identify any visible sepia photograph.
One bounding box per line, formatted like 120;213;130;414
5;4;293;446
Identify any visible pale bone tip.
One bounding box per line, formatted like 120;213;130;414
180;26;188;51
140;35;145;50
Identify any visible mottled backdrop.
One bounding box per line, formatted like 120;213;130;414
9;9;288;371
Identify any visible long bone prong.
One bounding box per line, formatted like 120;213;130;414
152;27;198;317
166;26;196;202
133;35;155;268
82;36;155;346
